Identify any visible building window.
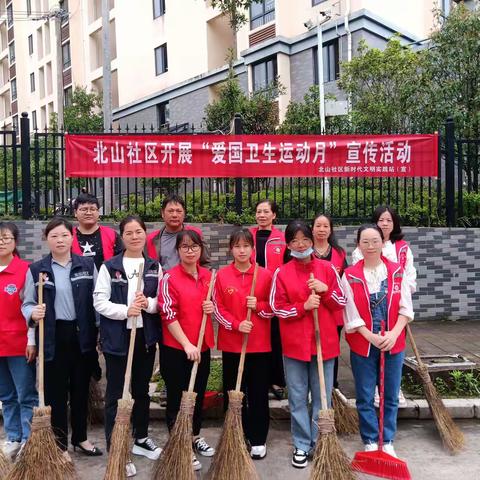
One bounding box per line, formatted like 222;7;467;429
30;72;35;92
7;4;13;27
62;42;71;69
28;34;34;55
157;102;170;128
9;42;15;64
252;56;277;92
64;86;73;107
313;41;339;84
155;44;168;75
12;115;18;132
32;110;37;130
153;0;165;18
250;0;275;29
60;0;69;24
11;79;17;101
312;0;327;5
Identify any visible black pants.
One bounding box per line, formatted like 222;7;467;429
44;321;93;450
160;345;210;437
104;328;156;447
270;316;286;388
333;326;343;389
222;351;270;446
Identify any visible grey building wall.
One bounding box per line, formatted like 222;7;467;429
116;105;158;130
169;86;211;128
290;48;314;103
15;221;480;322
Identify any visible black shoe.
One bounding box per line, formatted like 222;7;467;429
73;443;103;456
270;386;285;400
292;448;308;468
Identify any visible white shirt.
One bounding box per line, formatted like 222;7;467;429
93;258;161;329
352;240;417;293
341;262;414;333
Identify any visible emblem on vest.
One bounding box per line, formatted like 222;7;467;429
393;283;401;293
226;287;237;295
274;247;281;254
4;284;17;295
115;271;122;279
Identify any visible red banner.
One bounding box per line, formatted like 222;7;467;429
65;133;438;178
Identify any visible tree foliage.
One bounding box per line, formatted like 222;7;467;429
209;0;261;32
204;60;281;134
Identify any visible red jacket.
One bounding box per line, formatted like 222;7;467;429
0;256;30;357
270;256;346;362
213;263;273;353
318;247;347;327
159;264;214;351
344;257;405;357
146;225;203;261
249;226;286;273
72;225;117;260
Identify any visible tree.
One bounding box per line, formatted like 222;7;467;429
51;86;103;132
421;5;480;138
204;57;280;134
209;0;260;32
337;37;426;134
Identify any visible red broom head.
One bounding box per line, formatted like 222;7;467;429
351;450;412;480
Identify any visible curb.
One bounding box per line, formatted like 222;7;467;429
146;397;480;421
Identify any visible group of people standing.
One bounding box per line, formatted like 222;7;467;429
0;192;416;476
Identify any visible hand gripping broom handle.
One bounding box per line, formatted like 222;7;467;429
310;273;328;410
379;320;386;449
235;263;259;392
38;273;45;408
187;269;216;393
122;262;144;400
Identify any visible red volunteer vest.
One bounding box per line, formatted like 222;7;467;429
344;257;405;357
0;256;30;357
394;240;409;270
249;226;286;273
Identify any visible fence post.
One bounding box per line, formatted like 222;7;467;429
444;117;455;227
233;113;243;215
20;112;31;220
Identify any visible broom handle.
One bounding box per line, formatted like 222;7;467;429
235;264;259;392
188;269;216;393
311;273;328;410
379;320;386;449
38;273;45;408
122;262;144;400
406;323;424;368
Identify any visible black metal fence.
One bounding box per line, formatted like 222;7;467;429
0;113;477;227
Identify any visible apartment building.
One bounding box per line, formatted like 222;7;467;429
0;0;454;132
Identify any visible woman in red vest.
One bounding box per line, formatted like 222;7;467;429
213;228;273;460
342;224;414;459
270;220;346;469
0;222;37;460
312;213;348;392
249;199;286;400
158;230;214;472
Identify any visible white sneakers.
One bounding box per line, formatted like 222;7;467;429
126;461;137;477
192;453;202;471
2;440;22;459
132;437;162;460
374;387;407;407
193;437;215;457
364;442;398;458
250;444;267;459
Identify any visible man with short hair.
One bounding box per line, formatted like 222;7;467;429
146;194;202;271
72;193;123;270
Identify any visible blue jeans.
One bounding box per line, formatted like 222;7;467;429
283;355;334;452
0;356;38;442
350;348;404;444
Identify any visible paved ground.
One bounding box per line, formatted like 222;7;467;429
39;418;480;480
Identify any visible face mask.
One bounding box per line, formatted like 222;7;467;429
290;247;314;260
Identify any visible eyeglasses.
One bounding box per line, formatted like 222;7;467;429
289;238;312;248
0;236;14;244
179;244;200;253
77;207;99;213
360;239;383;247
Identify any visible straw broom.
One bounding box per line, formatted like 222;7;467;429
153;270;217;480
0;450;12;478
332;388;359;435
309;274;355;480
6;273;76;480
406;324;465;453
207;264;259;480
104;263;144;480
